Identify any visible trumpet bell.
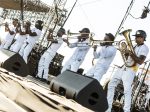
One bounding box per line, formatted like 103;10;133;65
120;41;127;50
119;29;132;35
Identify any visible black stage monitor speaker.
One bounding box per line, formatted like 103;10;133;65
50;70;108;112
0;49;29;77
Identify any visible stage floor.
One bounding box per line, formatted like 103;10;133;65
0;68;93;112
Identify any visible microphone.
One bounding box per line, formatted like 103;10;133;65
141;1;150;19
141;6;149;19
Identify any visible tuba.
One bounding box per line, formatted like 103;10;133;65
119;29;136;67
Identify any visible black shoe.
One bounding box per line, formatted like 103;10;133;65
40;78;47;82
40;78;50;84
35;76;41;80
47;81;50;85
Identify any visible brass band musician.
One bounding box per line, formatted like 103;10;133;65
37;28;66;83
10;21;31;52
61;28;90;73
106;30;149;112
0;18;18;49
85;33;117;83
19;20;43;63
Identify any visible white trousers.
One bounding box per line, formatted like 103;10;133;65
107;67;135;112
19;42;33;63
1;39;13;49
86;66;107;82
10;41;23;53
61;59;82;73
37;51;55;80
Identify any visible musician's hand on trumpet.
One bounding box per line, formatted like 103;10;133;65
47;28;54;41
4;22;9;28
63;38;69;46
93;45;97;51
4;22;9;32
124;49;132;59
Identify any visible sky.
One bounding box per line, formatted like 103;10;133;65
1;0;150;83
42;0;150;37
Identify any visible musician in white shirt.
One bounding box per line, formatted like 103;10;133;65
10;21;31;52
106;30;149;112
0;18;18;49
85;33;117;83
19;20;43;63
61;28;90;73
37;28;65;81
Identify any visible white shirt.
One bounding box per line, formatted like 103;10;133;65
127;44;149;68
5;25;16;41
15;27;27;42
94;45;117;68
46;37;63;55
69;39;90;62
26;27;42;46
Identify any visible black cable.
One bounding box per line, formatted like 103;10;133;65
115;0;135;37
128;1;150;20
62;0;78;27
129;13;141;19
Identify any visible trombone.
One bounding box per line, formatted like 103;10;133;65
67;30;95;35
66;30;121;44
63;30;135;50
65;30;95;39
89;39;124;46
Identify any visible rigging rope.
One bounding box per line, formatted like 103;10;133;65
77;2;94;31
66;0;103;9
115;0;135;38
62;0;78;27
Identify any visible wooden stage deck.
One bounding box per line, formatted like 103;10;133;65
0;68;93;112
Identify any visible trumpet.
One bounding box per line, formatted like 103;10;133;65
67;30;95;37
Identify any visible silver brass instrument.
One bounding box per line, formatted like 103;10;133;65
67;30;95;36
63;30;95;47
66;30;120;46
66;30;95;39
64;30;126;47
119;29;135;67
89;39;122;46
65;30;135;52
0;22;10;26
0;22;6;26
